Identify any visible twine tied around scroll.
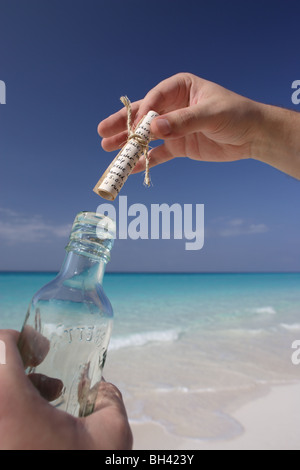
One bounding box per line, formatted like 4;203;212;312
120;95;152;187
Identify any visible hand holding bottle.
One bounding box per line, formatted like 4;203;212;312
0;329;132;450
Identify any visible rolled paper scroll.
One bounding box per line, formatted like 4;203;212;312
93;110;159;200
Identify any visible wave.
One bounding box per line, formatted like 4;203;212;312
228;328;264;336
280;323;300;331
154;383;269;395
109;329;180;351
155;386;190;394
252;306;276;315
155;386;215;394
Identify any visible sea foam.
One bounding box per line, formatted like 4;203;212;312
253;306;276;315
109;329;180;351
280;323;300;331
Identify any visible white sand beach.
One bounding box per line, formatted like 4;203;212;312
130;383;300;450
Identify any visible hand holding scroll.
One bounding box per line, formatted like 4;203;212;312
98;73;300;180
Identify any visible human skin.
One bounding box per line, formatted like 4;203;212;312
0;329;133;450
98;72;300;180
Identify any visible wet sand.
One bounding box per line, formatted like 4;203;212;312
130;383;300;450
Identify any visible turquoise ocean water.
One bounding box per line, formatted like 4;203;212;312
1;272;300;441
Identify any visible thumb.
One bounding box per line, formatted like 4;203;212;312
151;103;213;140
83;381;133;450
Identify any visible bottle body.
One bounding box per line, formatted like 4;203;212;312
18;212;115;417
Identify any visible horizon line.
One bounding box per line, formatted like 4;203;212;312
0;270;299;275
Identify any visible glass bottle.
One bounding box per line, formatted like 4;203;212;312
18;211;115;417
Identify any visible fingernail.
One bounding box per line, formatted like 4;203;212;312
154;118;172;136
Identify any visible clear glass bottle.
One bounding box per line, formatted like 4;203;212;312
18;211;115;417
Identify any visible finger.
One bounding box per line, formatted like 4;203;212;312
131;144;178;174
150;101;215;140
101;130;128;152
98;74;196;140
98;100;142;138
28;373;63;402
0;330;42;403
18;325;50;369
83;381;133;450
93;381;124;412
134;73;193;126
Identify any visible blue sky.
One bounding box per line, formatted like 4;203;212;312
0;0;299;272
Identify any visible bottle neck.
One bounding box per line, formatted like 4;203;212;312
59;211;115;287
59;250;107;287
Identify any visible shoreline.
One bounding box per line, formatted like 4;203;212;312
130;382;300;450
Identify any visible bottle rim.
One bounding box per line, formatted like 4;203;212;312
66;211;115;262
76;211;116;235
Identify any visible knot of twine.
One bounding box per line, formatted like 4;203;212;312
120;95;152;187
